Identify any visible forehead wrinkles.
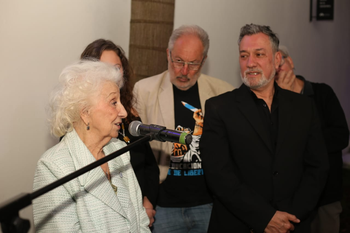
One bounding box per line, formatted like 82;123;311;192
239;34;273;53
172;35;204;61
98;82;119;99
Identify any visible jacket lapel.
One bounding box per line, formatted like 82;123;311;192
83;164;128;219
198;74;213;115
275;89;293;155
65;130;128;219
158;71;175;129
158;72;215;124
236;85;274;154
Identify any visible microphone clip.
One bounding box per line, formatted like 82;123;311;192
129;121;192;145
140;124;167;142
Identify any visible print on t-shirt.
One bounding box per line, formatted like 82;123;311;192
168;101;203;177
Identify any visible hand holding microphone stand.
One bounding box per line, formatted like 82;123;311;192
0;122;192;233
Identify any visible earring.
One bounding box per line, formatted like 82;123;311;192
87;123;90;130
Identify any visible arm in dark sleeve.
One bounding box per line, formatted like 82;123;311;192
200;99;276;232
142;141;159;207
314;84;349;153
288;100;329;219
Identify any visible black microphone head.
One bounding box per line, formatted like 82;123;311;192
129;120;142;137
184;134;192;145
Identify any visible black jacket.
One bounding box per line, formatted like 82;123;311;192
298;75;349;206
201;84;329;233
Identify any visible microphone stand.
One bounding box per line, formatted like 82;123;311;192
0;134;153;233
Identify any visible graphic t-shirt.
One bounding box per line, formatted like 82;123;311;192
157;82;213;207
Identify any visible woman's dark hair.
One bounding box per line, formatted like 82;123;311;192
81;39;137;124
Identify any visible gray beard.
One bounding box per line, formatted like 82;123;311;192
240;68;276;89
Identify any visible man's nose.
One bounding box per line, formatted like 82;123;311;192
247;56;257;68
181;64;190;75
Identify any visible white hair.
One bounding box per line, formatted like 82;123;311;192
279;45;290;57
48;60;124;137
168;25;210;57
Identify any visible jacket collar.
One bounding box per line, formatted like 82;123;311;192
296;75;314;96
198;74;214;115
158;71;212;129
158;71;174;129
64;130;128;218
235;83;293;155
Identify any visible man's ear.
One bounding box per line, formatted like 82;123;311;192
202;55;207;65
166;49;170;60
274;51;282;70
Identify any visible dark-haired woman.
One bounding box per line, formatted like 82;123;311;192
81;39;159;227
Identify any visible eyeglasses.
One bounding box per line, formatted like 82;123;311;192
170;51;204;71
279;55;287;68
113;64;122;71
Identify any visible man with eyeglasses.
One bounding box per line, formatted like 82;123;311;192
276;45;349;233
133;25;234;232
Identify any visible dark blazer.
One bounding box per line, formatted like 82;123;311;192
298;76;349;206
118;119;160;207
200;84;329;233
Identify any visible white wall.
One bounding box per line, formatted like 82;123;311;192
174;0;350;126
0;0;131;232
0;0;349;232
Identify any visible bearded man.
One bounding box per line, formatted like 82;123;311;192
134;25;233;232
200;24;329;233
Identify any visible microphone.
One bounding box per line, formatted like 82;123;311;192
129;121;192;145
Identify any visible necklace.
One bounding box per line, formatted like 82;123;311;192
103;165;111;181
103;166;118;194
110;181;118;194
119;123;130;143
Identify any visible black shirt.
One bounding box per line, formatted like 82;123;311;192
249;84;279;153
157;82;213;207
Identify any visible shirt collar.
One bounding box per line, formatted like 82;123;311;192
247;82;279;102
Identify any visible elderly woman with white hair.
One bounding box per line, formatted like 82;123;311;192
33;60;150;232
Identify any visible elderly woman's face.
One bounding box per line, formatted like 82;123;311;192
100;50;124;74
88;81;127;139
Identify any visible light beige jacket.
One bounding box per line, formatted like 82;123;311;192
33;129;150;233
133;70;234;182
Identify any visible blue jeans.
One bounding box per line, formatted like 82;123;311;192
152;203;212;233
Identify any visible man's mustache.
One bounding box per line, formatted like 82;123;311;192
176;75;189;80
243;68;263;75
